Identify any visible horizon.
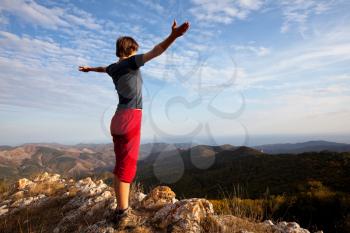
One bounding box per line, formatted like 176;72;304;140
2;133;350;147
1;0;350;145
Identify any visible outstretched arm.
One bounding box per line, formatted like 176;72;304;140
143;19;190;64
78;66;106;73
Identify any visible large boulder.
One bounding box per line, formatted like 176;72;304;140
17;178;34;190
152;198;215;233
272;221;311;233
140;185;177;210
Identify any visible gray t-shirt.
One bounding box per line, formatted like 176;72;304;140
106;54;145;110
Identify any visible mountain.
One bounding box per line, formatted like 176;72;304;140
133;146;350;233
254;140;350;154
139;142;195;160
0;144;115;180
0;142;195;181
2;142;350;199
136;145;350;199
0;172;315;233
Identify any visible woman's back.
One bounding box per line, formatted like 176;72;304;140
106;54;145;110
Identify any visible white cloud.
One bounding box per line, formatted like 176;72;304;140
242;83;350;134
136;0;164;13
0;0;102;30
235;20;350;135
0;30;114;113
0;13;8;25
235;21;350;90
279;0;334;35
189;0;263;24
233;44;270;57
239;0;263;10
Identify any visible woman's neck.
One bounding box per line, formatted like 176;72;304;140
118;52;136;61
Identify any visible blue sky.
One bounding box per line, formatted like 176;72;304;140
0;0;350;146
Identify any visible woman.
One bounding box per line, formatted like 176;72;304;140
78;19;190;229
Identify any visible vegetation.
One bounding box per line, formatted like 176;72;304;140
135;150;350;197
134;149;350;233
0;178;10;199
208;180;350;233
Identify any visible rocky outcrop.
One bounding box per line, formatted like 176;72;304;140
151;198;215;232
0;172;319;233
140;185;177;210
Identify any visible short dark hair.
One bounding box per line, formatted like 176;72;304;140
116;36;139;58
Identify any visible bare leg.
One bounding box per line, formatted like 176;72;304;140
113;174;130;210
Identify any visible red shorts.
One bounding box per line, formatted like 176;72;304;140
110;108;142;183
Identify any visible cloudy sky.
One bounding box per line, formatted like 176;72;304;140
0;0;349;146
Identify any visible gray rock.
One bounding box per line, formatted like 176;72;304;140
152;198;214;232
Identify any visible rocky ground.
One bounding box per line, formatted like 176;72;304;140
0;172;322;233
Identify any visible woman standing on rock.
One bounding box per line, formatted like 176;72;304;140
78;19;190;228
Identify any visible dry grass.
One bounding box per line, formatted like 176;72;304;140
116;226;156;233
130;181;145;197
0;195;73;233
202;214;275;233
0;175;80;233
210;197;265;222
204;184;279;233
209;184;265;222
0;179;11;200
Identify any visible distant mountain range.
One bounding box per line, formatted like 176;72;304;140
135;144;350;199
0;142;195;180
253;140;350;154
0;140;349;198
